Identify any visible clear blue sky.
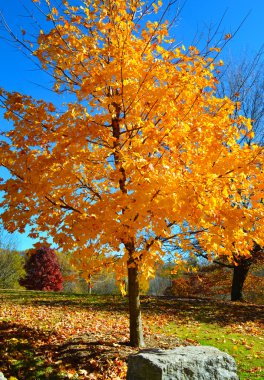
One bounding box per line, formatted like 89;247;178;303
0;0;263;250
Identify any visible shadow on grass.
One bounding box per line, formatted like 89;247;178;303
0;321;63;379
1;290;263;326
54;332;185;377
31;297;128;312
0;320;130;379
144;297;264;326
0;289;128;312
57;335;129;368
1;292;262;379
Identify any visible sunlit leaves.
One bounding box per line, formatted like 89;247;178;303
0;0;264;285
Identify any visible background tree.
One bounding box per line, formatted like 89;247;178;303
148;263;172;296
0;249;25;289
20;246;63;291
175;52;264;302
0;228;25;289
217;49;264;144
169;230;264;302
169;260;264;304
218;52;264;301
58;250;120;294
1;0;264;346
91;271;120;295
57;250;86;293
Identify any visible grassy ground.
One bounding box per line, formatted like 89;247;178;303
0;290;263;379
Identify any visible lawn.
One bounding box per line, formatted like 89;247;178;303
0;290;263;379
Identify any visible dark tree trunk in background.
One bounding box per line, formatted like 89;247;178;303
231;258;251;301
127;242;144;347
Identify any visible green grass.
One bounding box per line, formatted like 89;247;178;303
151;317;264;379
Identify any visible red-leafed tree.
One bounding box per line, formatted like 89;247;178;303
20;246;63;291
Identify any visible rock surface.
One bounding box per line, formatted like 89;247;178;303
127;346;239;380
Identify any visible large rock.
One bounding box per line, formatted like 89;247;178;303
127;346;239;380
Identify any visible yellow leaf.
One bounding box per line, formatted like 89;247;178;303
224;33;232;40
222;186;229;198
52;7;59;16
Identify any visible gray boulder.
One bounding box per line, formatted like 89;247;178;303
127;346;239;380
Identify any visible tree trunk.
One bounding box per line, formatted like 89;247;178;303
111;102;144;346
231;259;251;301
88;274;92;295
127;251;145;347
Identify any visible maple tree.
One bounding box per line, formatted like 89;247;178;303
20;246;63;291
1;0;264;346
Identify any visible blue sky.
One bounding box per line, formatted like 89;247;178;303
0;0;263;250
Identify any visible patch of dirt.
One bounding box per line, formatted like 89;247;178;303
56;332;189;377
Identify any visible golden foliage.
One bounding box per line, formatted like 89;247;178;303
0;0;264;281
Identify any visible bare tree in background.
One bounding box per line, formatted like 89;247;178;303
189;51;264;301
218;48;264;144
166;52;264;302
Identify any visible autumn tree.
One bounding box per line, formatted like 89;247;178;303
174;52;264;302
1;0;264;346
217;50;264;144
0;248;25;289
169;226;264;302
57;250;116;294
20;246;63;291
56;250;82;293
217;53;264;300
0;229;25;289
196;243;264;302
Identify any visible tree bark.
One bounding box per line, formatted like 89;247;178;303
111;105;144;346
127;248;145;347
231;259;251;301
88;274;92;295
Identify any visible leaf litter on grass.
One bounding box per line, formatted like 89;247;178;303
0;291;263;379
